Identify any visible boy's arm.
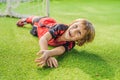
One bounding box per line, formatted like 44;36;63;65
43;46;65;57
36;32;65;67
38;32;65;55
39;32;52;50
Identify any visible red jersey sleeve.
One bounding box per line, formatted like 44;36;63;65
49;24;68;38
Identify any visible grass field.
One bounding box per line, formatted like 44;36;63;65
0;0;120;80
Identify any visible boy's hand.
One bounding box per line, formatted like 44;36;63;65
47;57;58;68
35;50;49;67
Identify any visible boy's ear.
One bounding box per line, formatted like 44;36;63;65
76;39;85;46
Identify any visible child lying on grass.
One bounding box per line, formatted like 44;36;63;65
16;16;95;68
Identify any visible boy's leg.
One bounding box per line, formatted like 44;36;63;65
16;16;41;27
30;25;38;36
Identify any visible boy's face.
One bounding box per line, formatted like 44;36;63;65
65;21;87;41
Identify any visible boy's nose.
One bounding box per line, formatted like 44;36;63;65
71;29;77;35
72;29;78;34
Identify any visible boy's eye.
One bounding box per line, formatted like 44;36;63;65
73;25;77;28
78;31;81;35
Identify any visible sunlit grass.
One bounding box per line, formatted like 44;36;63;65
0;0;120;80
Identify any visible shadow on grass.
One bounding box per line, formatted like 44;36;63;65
57;49;115;80
36;49;115;80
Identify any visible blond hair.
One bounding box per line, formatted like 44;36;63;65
71;19;95;46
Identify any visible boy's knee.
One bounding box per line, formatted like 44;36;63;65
30;26;38;36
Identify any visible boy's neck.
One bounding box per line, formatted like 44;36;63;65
57;34;66;42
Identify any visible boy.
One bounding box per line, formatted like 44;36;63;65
17;16;95;68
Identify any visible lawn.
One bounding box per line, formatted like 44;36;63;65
0;0;120;80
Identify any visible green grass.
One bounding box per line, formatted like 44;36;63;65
0;0;120;80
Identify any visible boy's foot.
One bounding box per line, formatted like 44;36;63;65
16;19;26;27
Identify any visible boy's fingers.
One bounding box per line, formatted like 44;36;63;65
36;51;41;56
40;61;45;65
46;57;58;68
37;63;44;67
37;61;45;67
47;60;50;66
35;59;41;63
49;59;53;68
52;58;58;68
46;59;51;67
36;52;40;56
34;58;42;63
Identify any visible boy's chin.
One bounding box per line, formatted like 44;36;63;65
65;35;70;39
65;37;71;41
